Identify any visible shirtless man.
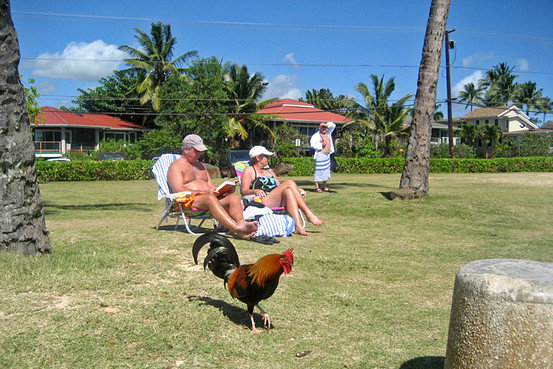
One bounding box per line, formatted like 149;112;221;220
167;134;258;239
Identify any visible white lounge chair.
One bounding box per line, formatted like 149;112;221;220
152;154;216;235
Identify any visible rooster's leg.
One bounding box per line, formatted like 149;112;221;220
256;304;271;330
249;314;262;334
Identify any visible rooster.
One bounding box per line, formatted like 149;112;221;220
192;232;294;333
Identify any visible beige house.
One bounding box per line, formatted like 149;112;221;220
435;105;540;145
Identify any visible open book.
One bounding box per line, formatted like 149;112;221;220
216;180;238;197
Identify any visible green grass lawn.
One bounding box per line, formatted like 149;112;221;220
1;173;552;368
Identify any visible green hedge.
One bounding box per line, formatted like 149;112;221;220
35;157;553;182
36;160;155;182
281;157;553;176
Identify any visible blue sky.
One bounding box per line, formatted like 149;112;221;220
13;0;553;122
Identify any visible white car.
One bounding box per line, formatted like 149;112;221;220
46;157;70;162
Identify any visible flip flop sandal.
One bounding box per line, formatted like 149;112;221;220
316;188;323;193
323;187;330;192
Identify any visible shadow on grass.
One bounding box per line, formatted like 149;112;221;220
188;295;272;329
380;192;395;201
42;202;152;215
293;179;383;192
399;356;445;369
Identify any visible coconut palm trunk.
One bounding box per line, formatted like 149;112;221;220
0;0;51;254
398;0;451;198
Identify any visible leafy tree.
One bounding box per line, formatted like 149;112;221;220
22;78;44;124
119;22;197;111
134;128;181;159
355;74;413;157
156;57;229;163
71;70;155;127
458;82;484;111
223;63;275;145
272;123;302;158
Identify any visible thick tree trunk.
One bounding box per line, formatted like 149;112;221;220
398;0;451;198
0;0;51;254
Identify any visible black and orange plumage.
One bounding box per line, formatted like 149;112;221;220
192;232;293;333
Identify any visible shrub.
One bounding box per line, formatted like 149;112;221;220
134;128;182;159
36;160;155;182
430;143;476;158
279;156;553;176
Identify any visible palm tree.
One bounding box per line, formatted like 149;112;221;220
119;22;197;111
539;96;552;123
355;74;413;156
480;63;518;107
1;1;51;254
399;0;451;198
302;88;355;114
456;123;483;147
481;124;502;155
223;64;274;144
515;81;546;116
458;82;484;111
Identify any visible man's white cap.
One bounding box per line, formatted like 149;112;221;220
249;146;274;158
182;134;207;151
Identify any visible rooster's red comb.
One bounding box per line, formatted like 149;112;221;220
282;248;294;263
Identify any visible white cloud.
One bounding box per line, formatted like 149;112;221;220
37;81;55;94
31;40;128;81
264;74;302;100
462;51;493;67
452;70;484;98
516;58;529;71
283;52;299;69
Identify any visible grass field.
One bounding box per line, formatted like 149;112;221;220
1;173;552;368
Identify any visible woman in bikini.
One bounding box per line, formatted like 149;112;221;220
240;146;324;236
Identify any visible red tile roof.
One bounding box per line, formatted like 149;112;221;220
37;106;146;130
257;98;352;124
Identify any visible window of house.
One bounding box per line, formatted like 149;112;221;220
475;120;480;125
504;120;509;130
484;119;489;124
103;132;126;141
34;130;61;142
494;119;499;126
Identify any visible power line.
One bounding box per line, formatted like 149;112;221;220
20;56;553;76
13;10;553;44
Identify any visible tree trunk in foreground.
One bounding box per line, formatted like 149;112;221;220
0;0;51;254
397;0;451;198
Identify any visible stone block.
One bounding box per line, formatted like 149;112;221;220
445;259;553;369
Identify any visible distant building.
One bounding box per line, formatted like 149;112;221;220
436;105;542;145
34;106;148;157
257;98;352;138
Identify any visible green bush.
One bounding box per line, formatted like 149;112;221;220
430;143;476;158
36;160;155;182
134;128;182;159
280;156;553;176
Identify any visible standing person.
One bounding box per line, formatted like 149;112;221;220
167;134;258;239
310;121;336;192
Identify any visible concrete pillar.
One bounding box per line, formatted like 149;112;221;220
445;259;553;369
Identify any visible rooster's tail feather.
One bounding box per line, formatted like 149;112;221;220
192;232;240;281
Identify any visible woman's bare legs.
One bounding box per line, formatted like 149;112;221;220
263;180;324;233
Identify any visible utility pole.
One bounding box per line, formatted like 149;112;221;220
445;28;455;158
